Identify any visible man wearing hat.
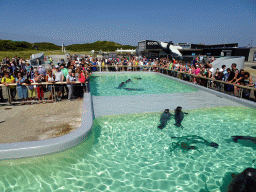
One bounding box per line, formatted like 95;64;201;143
38;65;46;76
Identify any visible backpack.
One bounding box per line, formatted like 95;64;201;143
79;73;85;83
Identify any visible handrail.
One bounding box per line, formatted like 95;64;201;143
0;81;88;87
88;65;256;91
161;68;256;91
0;65;255;91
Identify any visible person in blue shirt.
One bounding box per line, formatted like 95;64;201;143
15;72;28;104
92;61;97;71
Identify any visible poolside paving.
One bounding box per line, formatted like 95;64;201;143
92;90;244;118
0;100;83;144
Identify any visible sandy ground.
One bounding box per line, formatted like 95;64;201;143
0;100;83;144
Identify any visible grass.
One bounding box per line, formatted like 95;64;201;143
0;50;113;61
0;50;63;61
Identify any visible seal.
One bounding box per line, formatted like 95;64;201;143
123;88;144;91
170;135;219;153
174;106;188;129
231;136;256;144
117;82;125;89
158;109;172;129
228;168;256;192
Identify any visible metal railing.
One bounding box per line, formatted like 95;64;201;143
0;81;89;105
89;65;256;100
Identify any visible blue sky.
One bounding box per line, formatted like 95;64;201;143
0;0;255;46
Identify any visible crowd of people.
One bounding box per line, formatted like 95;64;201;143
0;54;256;104
167;60;255;99
0;55;91;104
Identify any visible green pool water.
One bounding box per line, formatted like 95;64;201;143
0;107;256;192
90;73;197;96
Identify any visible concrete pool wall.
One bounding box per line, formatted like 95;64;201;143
0;93;94;160
0;72;255;160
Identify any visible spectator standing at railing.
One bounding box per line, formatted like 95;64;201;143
26;63;32;79
213;68;223;89
51;65;57;75
25;78;36;104
34;70;44;103
45;69;55;101
78;69;87;93
2;57;7;64
228;63;239;83
54;65;64;101
234;71;253;98
15;72;28;105
7;63;13;76
66;69;76;101
61;64;68;98
38;65;46;77
20;60;26;76
101;60;105;71
6;57;10;65
1;72;16;101
226;63;239;92
97;60;102;72
220;65;226;74
233;69;244;95
75;68;84;99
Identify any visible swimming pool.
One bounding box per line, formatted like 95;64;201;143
0;107;255;192
90;73;197;96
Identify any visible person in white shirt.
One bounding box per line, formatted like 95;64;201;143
209;64;214;73
54;65;64;101
66;69;76;101
199;55;204;63
97;60;101;72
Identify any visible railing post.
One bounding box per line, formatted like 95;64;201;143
240;88;243;98
7;87;12;105
53;84;57;102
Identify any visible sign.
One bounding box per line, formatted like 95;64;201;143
145;40;161;49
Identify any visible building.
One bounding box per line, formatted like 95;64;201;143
137;40;169;58
137;40;254;61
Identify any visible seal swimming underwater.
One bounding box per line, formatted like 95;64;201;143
117;82;125;89
158;109;172;129
174;106;188;129
170;135;219;152
228;168;256;192
123;88;144;91
117;79;132;89
231;136;256;144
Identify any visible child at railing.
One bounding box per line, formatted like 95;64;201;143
25;79;36;104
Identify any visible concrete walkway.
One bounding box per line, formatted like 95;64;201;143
93;90;244;118
0;100;83;144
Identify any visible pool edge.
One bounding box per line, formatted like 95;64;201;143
0;93;94;160
156;72;256;109
92;71;256;109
